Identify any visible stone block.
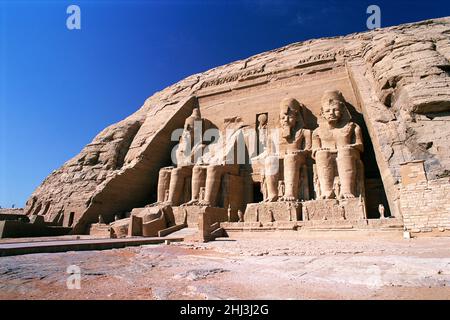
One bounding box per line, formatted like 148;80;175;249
244;202;302;223
303;198;365;221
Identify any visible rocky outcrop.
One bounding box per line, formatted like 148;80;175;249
25;17;450;233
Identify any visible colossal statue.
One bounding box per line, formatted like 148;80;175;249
261;98;312;202
189;117;248;207
156;108;209;206
312;90;364;200
156;105;250;212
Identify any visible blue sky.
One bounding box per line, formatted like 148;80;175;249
1;0;449;208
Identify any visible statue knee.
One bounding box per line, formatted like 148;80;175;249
315;150;332;163
338;147;359;159
171;168;181;179
207;165;221;177
192;166;205;176
264;156;280;176
284;154;298;166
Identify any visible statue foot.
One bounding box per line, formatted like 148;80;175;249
320;191;335;199
280;196;296;202
151;201;172;206
340;192;355;199
183;199;199;206
262;196;278;202
197;200;211;206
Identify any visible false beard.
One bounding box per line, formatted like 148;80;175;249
281;125;291;139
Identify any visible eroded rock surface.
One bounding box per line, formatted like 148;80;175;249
25;17;450;233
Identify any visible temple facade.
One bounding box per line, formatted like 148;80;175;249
13;17;450;240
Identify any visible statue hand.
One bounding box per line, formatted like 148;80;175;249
343;144;362;152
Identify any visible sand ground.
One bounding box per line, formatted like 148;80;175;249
0;230;449;300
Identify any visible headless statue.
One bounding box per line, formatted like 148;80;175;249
312;90;364;199
156;108;208;206
187;119;247;207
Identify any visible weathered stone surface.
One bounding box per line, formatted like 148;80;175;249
244;202;301;223
303;198;366;221
24;17;450;234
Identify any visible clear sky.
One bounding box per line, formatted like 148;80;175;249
0;0;449;208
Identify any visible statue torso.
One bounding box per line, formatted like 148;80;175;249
314;122;356;150
277;128;305;156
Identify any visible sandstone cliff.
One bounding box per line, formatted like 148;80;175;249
25;17;450;233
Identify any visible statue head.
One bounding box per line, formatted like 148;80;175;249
320;90;347;125
257;113;268;128
279;98;303;138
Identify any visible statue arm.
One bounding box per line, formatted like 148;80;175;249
251;149;268;161
311;129;321;159
304;129;312;151
352;124;364;153
192;143;208;164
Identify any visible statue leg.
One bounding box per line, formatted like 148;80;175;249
167;166;192;206
315;150;335;199
187;165;207;204
283;154;300;201
337;148;358;199
157;167;172;203
264;155;280;202
201;165;223;207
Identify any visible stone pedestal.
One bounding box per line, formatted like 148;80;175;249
172;205;209;227
88;223;111;238
172;205;229;242
109;218;130;238
244;202;302;223
118;204;175;238
303;198;366;221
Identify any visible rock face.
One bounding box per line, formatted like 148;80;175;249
25;17;450;234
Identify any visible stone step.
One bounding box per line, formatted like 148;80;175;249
0;236;184;257
169;227;198;238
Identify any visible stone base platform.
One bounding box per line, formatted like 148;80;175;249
172;205;209;227
220;218;404;233
244;202;302;223
243;198;367;225
172;205;229;242
303;198;367;221
221;221;299;232
87;223;111;238
0;236;184;257
0;219;72;239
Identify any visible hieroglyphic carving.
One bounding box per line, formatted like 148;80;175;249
199;66;266;89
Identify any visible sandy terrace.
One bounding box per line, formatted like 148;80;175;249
0;231;449;300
